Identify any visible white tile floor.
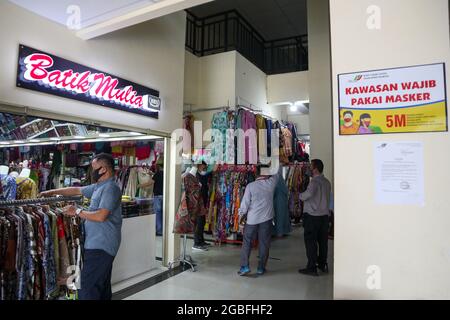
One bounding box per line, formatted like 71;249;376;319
126;226;334;300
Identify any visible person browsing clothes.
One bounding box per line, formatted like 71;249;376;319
238;166;279;276
40;153;122;300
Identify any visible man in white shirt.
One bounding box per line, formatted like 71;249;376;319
238;166;279;276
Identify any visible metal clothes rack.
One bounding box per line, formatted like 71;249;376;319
168;234;196;272
0;195;83;207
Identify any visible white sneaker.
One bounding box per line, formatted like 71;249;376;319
192;245;208;252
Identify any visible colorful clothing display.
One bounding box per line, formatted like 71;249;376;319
205;165;256;241
285;164;310;220
0;203;82;300
0;174;17;200
15;178;38;200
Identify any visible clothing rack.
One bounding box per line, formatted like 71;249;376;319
0;195;82;207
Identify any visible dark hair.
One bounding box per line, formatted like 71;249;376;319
311;159;324;173
359;113;371;127
343;111;353;117
201;161;207;167
94;153;115;171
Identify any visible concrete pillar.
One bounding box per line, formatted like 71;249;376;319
307;0;334;183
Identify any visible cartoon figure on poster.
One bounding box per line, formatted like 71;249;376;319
340;110;383;135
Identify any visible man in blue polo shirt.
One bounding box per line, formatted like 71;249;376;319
40;153;122;300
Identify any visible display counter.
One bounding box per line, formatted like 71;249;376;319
111;214;158;285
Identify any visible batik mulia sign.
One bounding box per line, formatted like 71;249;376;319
16;44;161;118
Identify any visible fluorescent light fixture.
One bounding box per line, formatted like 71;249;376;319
50;137;60;141
289;104;298;112
29;139;40;143
129;132;144;136
295;100;309;104
0;141;10;145
74;135;86;139
99;133;110;137
14;140;24;144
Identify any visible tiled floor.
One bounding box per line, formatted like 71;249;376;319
126;226;334;300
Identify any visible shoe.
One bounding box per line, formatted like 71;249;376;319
156;233;163;237
257;268;266;275
298;268;319;276
238;266;251;276
200;242;211;246
192;245;208;252
318;263;329;273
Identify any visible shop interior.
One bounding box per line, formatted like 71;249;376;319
0;110;167;299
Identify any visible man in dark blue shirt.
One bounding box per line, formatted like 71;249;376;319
40;153;122;300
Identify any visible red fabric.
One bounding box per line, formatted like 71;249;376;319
136;145;151;160
82;143;94;152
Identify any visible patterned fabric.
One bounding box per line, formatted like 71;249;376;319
1;174;17;201
0;205;82;300
16;178;38;200
211;111;229;164
173;173;205;234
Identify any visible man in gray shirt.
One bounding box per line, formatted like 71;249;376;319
40;153;122;299
298;159;331;276
238;166;279;276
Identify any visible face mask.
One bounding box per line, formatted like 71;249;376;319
92;167;105;183
199;170;207;176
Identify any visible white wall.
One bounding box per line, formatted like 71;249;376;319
0;1;186;134
197;51;236;109
307;0;333;183
267;71;309;104
287;114;310;135
330;0;450;299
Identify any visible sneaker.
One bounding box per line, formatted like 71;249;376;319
257;268;266;275
318;263;329;273
192;245;208;252
200;242;211;246
298;268;319;276
238;266;251;276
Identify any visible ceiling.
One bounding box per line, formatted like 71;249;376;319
8;0;214;39
9;0;162;29
189;0;307;41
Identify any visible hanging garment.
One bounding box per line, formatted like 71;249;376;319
137;168;153;198
173;173;205;234
281;127;293;158
1;174;17;200
124;167;138;198
256;114;267;160
272;175;291;237
16;178;38;200
183;114;194;155
211;111;229;163
38;168;50;192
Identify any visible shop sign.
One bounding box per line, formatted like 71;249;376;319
16;44;161;119
338;63;447;135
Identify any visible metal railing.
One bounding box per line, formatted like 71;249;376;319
186;10;308;74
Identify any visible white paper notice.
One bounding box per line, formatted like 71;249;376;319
374;141;424;206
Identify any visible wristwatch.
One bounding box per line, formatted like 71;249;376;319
75;208;82;216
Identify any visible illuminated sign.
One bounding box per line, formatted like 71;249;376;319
17;44;160;118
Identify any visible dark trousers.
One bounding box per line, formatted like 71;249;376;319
303;213;329;270
78;249;115;300
194;215;206;246
240;220;272;269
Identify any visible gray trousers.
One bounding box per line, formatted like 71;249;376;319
240;220;272;269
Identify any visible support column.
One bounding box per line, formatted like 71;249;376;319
307;0;334;183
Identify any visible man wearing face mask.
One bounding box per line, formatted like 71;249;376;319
39;153;122;300
298;159;331;277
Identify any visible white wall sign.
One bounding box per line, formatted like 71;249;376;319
374;141;424;206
